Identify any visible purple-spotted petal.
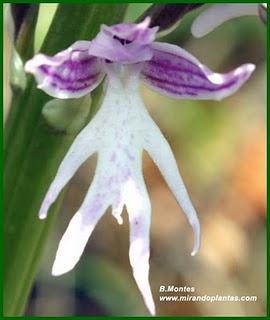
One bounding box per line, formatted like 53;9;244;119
39;117;100;220
52;180;109;276
141;42;255;101
125;178;155;315
102;17;158;44
25;41;104;99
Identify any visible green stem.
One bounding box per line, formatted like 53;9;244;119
4;4;127;316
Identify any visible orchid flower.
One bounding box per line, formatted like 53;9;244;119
25;17;255;315
191;3;267;38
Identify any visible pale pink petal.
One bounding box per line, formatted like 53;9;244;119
25;41;104;99
141;41;255;101
88;18;158;64
88;32;154;64
101;17;158;44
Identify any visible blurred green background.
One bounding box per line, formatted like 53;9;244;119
4;3;266;316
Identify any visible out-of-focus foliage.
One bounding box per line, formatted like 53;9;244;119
4;3;266;317
4;3;128;316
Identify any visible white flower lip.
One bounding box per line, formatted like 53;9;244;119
39;78;200;315
24;18;256;315
191;4;260;38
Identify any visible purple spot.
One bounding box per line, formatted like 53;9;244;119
120;168;131;182
110;152;116;162
83;198;104;224
124;148;135;161
92;200;102;212
132;218;145;237
108;176;115;186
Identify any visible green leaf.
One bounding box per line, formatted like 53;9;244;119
4;4;128;316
